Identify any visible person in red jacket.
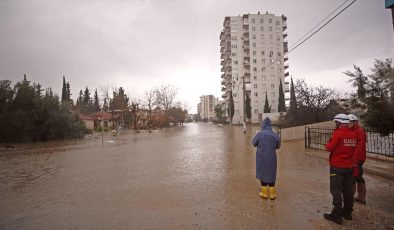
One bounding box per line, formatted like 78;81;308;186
323;113;357;225
348;114;367;204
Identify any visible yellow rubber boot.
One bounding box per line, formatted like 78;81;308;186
269;186;276;200
259;186;268;199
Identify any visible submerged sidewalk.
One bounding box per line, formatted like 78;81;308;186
304;144;394;181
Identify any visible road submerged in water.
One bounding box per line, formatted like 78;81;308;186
1;123;393;229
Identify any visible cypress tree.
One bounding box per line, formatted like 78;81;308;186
245;93;251;119
94;89;101;112
278;80;286;112
289;77;297;111
264;92;271;113
228;92;234;120
61;76;66;103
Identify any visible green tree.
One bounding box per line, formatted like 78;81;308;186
93;89;101;112
61;75;67;103
278;80;286;112
245;93;251;119
343;65;368;100
263;92;271;113
289;77;297;111
228;92;234;120
214;104;224;123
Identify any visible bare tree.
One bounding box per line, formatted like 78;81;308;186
142;89;156;129
295;79;341;122
154;85;177;111
129;97;141;130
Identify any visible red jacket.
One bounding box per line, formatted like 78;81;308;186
353;124;367;162
325;125;357;168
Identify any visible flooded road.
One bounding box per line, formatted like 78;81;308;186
1;123;393;229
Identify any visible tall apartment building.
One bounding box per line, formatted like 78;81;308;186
220;12;289;124
198;95;219;121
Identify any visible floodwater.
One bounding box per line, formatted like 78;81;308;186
1;123;393;229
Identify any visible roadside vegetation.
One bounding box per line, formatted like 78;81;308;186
0;75;188;144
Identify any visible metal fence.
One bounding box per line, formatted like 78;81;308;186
305;126;394;157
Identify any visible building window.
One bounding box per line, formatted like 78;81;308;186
262;59;265;63
271;83;275;88
232;52;237;56
253;43;256;47
277;52;281;57
260;18;264;23
269;18;272;23
254;92;258;97
252;51;256;55
261;50;265;55
253;67;257;71
252;34;256;39
234;60;238;64
254;109;259;114
254;84;258;88
254;75;257;80
231;36;237;41
252;26;256;31
269;51;274;57
276;20;280;25
253;59;257;63
231;44;237;48
251;18;255;23
269;26;272;31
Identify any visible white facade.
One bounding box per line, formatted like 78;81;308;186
198;95;219;121
220;12;289;124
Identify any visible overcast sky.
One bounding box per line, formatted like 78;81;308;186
0;0;393;113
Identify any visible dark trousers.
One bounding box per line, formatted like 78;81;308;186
260;181;275;187
329;167;353;215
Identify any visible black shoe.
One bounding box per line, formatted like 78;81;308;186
342;212;352;220
323;213;343;225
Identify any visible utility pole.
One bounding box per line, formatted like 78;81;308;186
242;76;246;124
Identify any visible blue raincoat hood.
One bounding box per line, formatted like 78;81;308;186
261;117;272;131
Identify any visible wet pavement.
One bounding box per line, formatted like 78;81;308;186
1;123;394;229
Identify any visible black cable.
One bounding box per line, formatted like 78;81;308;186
289;0;351;48
263;0;358;70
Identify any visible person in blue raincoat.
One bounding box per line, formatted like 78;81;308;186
252;117;281;200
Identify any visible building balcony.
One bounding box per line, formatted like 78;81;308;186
221;87;226;92
221;66;225;72
220;46;225;54
225;65;232;71
282;15;287;22
244;40;249;46
244;52;250;57
283;23;287;31
244;61;250;67
243;31;249;37
244;47;250;52
284;72;289;77
220;31;225;40
221;53;225;59
283;33;288;39
221;60;225;66
285;81;290;92
284;57;288;62
244;56;250;61
284;64;289;70
243;24;249;29
221;80;226;86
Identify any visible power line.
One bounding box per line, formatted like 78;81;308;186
262;0;358;71
289;0;351;48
